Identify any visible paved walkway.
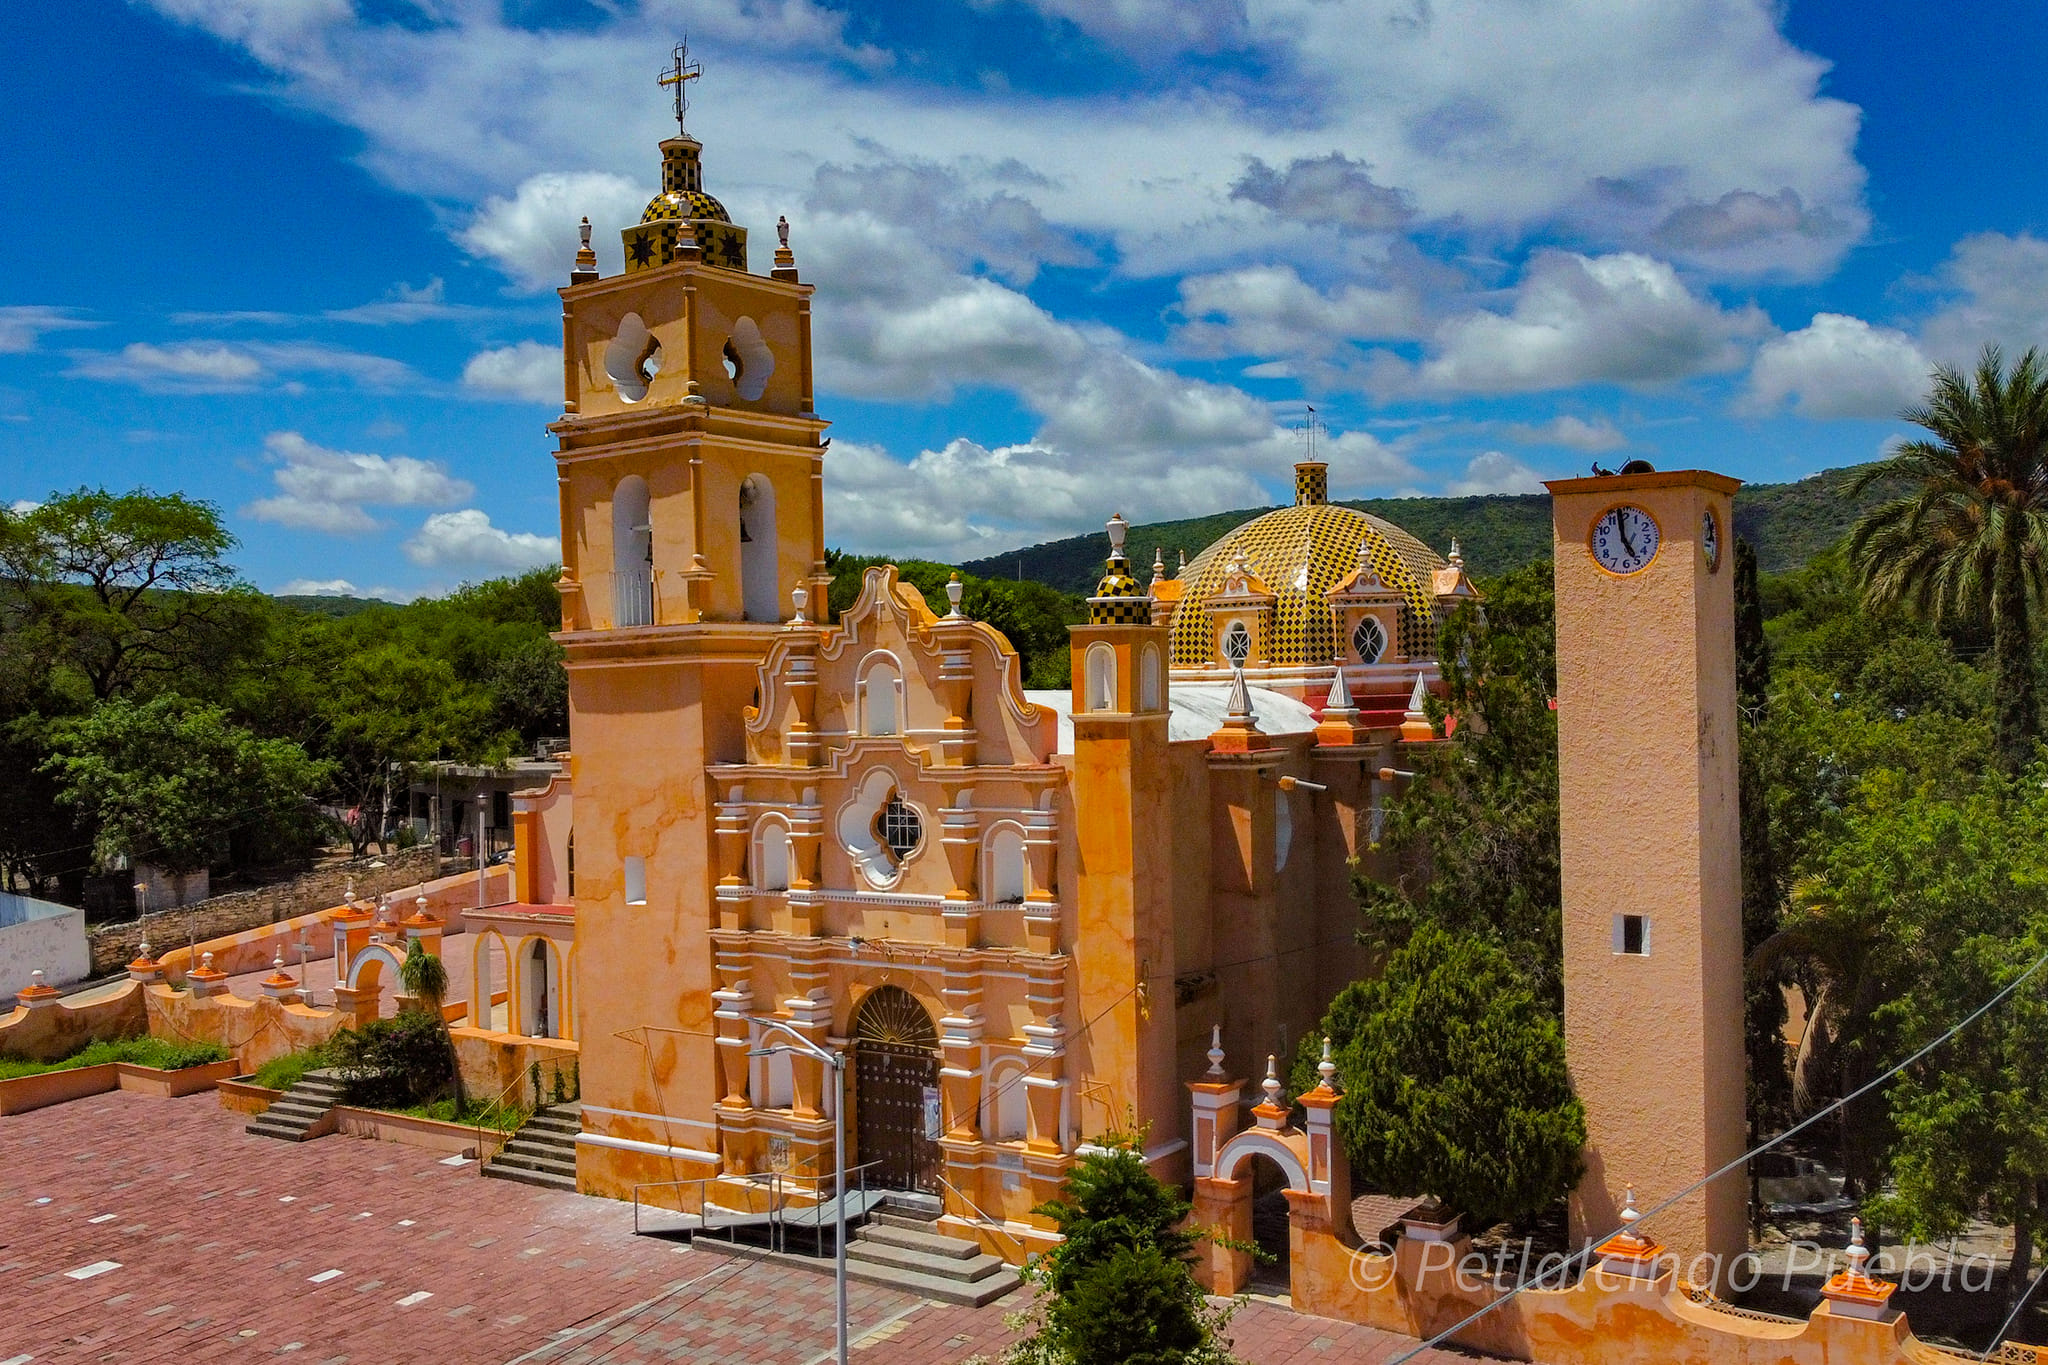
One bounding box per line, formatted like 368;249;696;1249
0;1090;1475;1364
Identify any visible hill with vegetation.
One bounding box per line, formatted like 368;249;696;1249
961;462;1894;595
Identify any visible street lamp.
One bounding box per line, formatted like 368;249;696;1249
747;1018;849;1365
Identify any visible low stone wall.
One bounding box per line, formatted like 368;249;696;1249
144;982;352;1075
0;981;148;1062
87;846;440;976
330;1105;512;1162
217;1077;283;1117
0;1057;238;1115
0;893;90;995
451;1026;578;1111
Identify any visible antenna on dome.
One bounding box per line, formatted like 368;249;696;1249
659;39;702;135
1293;405;1329;507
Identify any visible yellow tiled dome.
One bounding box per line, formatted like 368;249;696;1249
641;188;733;225
1169;503;1446;667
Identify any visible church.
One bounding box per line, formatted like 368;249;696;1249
528;87;1485;1258
525;57;1754;1287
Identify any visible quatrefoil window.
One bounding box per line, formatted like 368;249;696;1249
838;769;924;889
1352;616;1387;664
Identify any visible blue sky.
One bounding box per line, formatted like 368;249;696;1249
4;0;2046;600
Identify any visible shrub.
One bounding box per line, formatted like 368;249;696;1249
1001;1138;1243;1365
328;1013;453;1108
0;1036;227;1080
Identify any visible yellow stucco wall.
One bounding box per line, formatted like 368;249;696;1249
1550;470;1747;1276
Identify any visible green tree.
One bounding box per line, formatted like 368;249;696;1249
41;694;332;876
0;488;256;701
1356;563;1562;1000
1736;539;1792;1148
1006;1138;1241;1365
399;937;466;1107
1848;345;2048;772
1298;924;1584;1228
1812;781;2048;1297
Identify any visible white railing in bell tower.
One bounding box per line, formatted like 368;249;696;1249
614;568;654;628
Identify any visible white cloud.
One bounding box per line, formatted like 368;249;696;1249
9;499;41;516
458;172;648;291
0;306;98;353
1742;313;1930;421
1446;451;1546;497
404;509;559;573
1501;415;1628;451
1175;264;1421;357
1917;232;2048;366
1405;251;1770;395
324;278;485;325
245;431;473;532
138;0;1867;281
67;340;414;393
462;341;559;403
279;578;358;596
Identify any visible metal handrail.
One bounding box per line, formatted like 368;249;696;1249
936;1173;1033;1263
631;1161;886;1254
471;1069;532;1171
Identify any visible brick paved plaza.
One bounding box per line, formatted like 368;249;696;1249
0;1091;1472;1364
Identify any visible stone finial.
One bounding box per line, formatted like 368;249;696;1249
1262;1054;1283;1109
1324;664;1354;712
1846;1218;1869;1275
1448;537;1463;570
1206;1024;1226;1078
137;941;152;962
417;895;430;919
791;584;809;624
1225;667;1258;727
343;876;356;904
1400;672;1435;743
571;216;600;284
945;573;965;618
772;215;798;278
30;969;45;990
1177;548;1187;576
1224;547;1250;591
1620;1185;1640;1226
777;215;790;250
1821;1213;1897;1318
1151;547;1166;585
1317;1036;1337;1090
1106;512;1128;556
201;953;214;972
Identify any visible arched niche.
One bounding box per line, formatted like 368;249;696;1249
739;473;778;623
1085;642;1116;712
612;475;653;627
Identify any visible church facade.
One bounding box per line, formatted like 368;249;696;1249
546;110;1478;1256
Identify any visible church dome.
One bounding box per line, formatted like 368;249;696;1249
1168;496;1446;668
641;188;732;225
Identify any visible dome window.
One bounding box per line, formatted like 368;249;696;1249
1352;616;1387;664
1222;621;1252;668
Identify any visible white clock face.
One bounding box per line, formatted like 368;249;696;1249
1590;505;1660;574
1701;509;1721;572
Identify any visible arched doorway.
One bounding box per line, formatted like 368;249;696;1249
522;938;559;1039
1242;1153;1294;1295
852;985;940;1194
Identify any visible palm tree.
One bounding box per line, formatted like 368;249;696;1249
399;938;465;1107
1848;345;2048;772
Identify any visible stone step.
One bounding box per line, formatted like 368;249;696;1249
266;1100;329;1120
492;1151;577;1178
481;1164;578;1193
716;1242;1021;1308
245;1120;311;1141
501;1133;575;1155
846;1238;1008;1283
869;1210;946;1234
855;1223;981;1260
519;1118;579;1139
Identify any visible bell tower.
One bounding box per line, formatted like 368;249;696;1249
1548;467;1746;1280
550;50;829;1199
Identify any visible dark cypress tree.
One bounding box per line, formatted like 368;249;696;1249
1735;537;1789;1226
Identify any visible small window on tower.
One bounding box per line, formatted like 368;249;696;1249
876;793;923;862
1613;913;1649;956
1222;621;1252;668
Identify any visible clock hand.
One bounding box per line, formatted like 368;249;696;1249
1615;512;1636;559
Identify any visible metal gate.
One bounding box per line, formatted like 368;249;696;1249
852;986;940;1194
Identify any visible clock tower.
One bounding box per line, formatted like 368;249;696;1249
1547;468;1745;1279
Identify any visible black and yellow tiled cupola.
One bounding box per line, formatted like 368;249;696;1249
1088;513;1151;625
621;44;749;274
1294;461;1328;507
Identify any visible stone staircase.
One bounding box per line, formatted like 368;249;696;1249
482;1101;580;1192
842;1205;1021;1307
245;1070;346;1142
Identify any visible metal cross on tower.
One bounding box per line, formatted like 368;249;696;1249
658;40;702;134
